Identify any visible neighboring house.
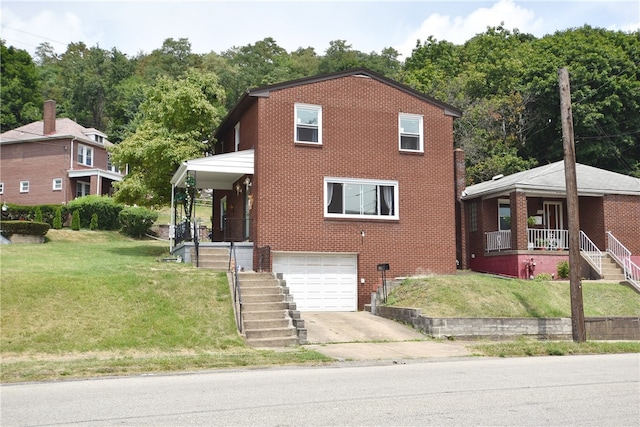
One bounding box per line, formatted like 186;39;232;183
0;100;124;205
457;158;640;286
171;68;462;311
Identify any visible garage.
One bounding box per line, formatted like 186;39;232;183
272;252;358;312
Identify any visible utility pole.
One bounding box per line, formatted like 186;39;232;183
558;67;586;342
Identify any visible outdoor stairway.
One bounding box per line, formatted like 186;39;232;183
237;272;304;347
600;253;626;281
189;247;229;270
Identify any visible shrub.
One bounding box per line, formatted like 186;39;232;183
1;204;70;227
34;207;43;222
557;261;570;279
0;220;50;237
71;210;81;231
534;273;553;281
119;206;158;238
53;208;63;229
67;196;123;230
89;213;99;230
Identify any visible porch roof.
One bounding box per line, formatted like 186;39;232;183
461;161;640;199
170;149;254;190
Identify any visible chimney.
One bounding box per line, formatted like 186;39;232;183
43;100;56;135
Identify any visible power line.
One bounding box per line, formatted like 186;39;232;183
2;27;68;47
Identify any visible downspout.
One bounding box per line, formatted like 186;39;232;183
69;137;77;203
170;183;175;252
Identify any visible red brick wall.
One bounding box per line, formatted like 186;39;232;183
229;75;457;308
1;138;117;205
602;194;640;254
1;139;71;205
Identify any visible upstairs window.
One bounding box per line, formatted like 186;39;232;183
94;134;104;143
77;145;93;166
295;103;322;144
234;122;240;152
107;154;119;173
399;113;423;152
325;178;398;220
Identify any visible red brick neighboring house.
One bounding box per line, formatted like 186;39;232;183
171;68;462;311
457;158;640;288
0;100;124;205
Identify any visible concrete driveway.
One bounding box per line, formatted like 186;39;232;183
301;311;472;361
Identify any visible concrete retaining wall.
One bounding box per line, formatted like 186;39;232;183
371;305;639;341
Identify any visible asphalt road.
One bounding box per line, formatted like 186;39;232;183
2;354;638;426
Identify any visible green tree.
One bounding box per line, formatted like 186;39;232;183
521;26;640;175
89;213;99;230
1;40;42;129
53;207;63;230
109;69;226;206
71;210;80;231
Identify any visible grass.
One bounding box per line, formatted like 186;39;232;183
0;230;331;383
386;273;640;318
1;232;638;383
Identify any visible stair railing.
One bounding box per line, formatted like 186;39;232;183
606;231;640;289
228;241;243;333
579;230;602;275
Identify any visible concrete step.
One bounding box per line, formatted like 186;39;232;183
246;336;299;348
243;310;288;321
242;293;286;304
245;327;296;339
240;287;283;296
244;319;291;330
242;301;290;312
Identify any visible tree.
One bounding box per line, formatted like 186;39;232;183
109;69;226;206
0;40;42;129
521;26;640;175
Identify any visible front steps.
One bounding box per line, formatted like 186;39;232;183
237;272;306;347
600;253;626;281
189;247;229;270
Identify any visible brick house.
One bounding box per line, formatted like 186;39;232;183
171;68;462;311
457;157;640;287
0;100;124;205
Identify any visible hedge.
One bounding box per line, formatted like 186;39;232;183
0;220;50;237
66;195;123;230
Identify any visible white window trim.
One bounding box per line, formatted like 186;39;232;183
52;178;63;191
398;113;424;153
0;182;3;195
77;144;93;166
324;177;399;220
20;181;30;193
294;103;322;145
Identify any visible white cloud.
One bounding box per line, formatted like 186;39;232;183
395;0;543;57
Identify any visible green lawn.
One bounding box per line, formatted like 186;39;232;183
386;273;640;318
0;230;329;382
1;231;637;383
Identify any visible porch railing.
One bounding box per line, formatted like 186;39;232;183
579;230;602;275
486;230;511;251
607;231;640;289
527;229;568;250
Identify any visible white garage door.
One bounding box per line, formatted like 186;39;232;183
272;252;357;312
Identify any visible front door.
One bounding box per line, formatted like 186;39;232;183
543;201;564;248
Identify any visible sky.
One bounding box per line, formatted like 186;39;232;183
1;0;639;60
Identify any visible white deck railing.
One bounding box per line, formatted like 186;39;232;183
486;230;511;251
527;229;568;250
579;230;602;275
607;231;640;289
